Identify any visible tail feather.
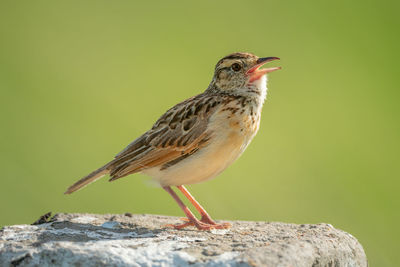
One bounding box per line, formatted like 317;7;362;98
64;165;109;194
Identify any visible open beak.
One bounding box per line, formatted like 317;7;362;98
247;57;281;83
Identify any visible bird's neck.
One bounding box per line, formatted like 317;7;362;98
206;75;268;106
245;75;268;105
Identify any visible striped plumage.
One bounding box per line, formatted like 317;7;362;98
65;52;280;230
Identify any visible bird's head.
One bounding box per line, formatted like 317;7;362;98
208;52;280;95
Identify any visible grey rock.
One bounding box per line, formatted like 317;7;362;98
0;213;367;267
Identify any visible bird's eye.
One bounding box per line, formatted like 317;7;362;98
231;63;242;72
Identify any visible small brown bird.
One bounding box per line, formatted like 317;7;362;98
65;52;280;230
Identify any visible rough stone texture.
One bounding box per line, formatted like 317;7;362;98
0;213;367;267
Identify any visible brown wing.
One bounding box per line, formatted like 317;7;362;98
107;93;223;181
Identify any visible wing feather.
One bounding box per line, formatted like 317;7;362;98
107;93;224;181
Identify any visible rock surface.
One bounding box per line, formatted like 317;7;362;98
0;213;367;267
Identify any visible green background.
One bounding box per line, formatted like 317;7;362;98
1;1;399;266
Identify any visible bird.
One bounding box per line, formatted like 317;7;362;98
65;52;281;230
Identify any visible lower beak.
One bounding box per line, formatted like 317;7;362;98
247;57;281;82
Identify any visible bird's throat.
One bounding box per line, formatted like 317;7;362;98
247;75;268;104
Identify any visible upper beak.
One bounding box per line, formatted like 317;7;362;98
247;57;281;82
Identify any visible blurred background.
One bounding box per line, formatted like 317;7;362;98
0;0;399;265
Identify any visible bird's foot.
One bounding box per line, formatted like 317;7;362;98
180;216;231;228
199;215;231;229
171;217;231;230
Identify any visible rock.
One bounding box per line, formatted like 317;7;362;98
0;213;367;267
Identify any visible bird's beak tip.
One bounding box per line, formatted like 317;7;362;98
256;57;280;64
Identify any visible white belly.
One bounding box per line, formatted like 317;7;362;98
142;110;260;186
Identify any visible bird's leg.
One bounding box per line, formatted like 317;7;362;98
176;185;214;224
163;186;216;230
176;185;231;229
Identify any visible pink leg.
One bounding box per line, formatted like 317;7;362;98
163;186;217;230
177;185;231;229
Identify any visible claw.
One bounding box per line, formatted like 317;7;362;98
199;216;231;229
164;219;231;230
212;222;232;229
164;222;195;229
